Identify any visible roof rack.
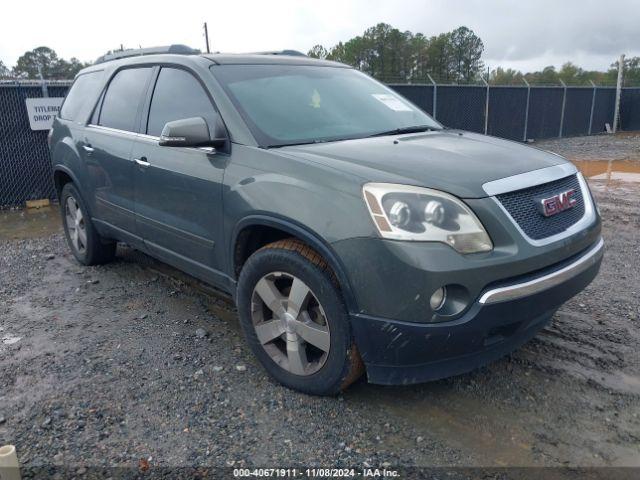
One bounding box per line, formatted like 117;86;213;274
249;50;307;57
95;44;200;64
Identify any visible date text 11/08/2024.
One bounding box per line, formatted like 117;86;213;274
232;468;400;478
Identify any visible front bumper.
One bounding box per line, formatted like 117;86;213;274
347;238;604;385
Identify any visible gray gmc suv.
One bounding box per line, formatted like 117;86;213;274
49;46;603;395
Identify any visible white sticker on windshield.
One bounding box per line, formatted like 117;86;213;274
372;93;412;112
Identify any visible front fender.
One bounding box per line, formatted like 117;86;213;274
223;145;378;314
230;214;359;313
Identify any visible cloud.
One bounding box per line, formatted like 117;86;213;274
0;0;638;72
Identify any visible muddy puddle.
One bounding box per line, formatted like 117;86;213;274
571;159;640;184
0;205;61;241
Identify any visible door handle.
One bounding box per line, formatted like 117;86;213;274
82;145;94;154
134;157;150;168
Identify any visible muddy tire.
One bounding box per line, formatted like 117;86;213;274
237;238;364;395
60;183;116;266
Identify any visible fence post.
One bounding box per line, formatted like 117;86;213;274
427;74;437;119
558;79;567;138
588;80;597;135
613;54;625;133
482;77;489;135
522;78;531;142
37;65;48;98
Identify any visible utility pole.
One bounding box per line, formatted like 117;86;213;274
613;54;625;134
203;22;211;54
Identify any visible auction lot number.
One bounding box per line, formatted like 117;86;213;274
233;468;399;478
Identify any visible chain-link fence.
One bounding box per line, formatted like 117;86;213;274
1;80;639;209
0;81;71;208
389;83;640;142
621;87;640;130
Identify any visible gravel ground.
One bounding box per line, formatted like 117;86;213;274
535;132;640;161
1;135;639;473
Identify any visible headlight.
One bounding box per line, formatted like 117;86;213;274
362;183;493;254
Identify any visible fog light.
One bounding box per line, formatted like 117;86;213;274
430;287;446;310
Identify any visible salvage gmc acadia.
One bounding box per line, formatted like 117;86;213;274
49;46;604;395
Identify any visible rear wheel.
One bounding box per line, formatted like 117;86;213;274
237;239;364;395
60;183;116;265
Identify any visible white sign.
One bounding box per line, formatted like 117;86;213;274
372;93;413;112
25;97;64;130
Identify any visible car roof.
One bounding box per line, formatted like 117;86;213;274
79;51;349;76
204;53;348;68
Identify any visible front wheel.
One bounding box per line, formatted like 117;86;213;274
237;239;363;395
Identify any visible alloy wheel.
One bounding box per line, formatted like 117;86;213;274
250;272;331;376
65;196;87;254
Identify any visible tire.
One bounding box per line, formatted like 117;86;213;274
60;183;116;266
237;238;364;395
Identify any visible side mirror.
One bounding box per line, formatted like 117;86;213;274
159;116;227;149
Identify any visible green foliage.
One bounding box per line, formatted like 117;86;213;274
315;23;640;86
449;27;484;83
316;23;485;84
12;46;90;80
526;66;560;85
489;61;632;86
490;67;523;85
610;56;640;87
307;45;328;60
0;60;11;79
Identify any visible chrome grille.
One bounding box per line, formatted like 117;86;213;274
496;174;586;240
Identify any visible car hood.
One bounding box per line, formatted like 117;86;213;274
280;130;568;198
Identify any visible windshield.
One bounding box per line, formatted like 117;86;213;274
210;64;441;147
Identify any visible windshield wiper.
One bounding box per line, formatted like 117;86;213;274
367;125;441;138
265;126;441;148
266;139;327;149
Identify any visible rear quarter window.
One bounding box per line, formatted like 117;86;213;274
59;71;104;121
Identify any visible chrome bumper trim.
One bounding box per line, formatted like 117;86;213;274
479;238;604;305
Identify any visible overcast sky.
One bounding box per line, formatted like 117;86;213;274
1;0;638;72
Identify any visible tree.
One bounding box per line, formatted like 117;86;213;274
558;62;588;85
425;32;453;82
12;46;89;79
57;57;87;79
622;57;640;87
307;45;328;59
309;27;640;86
448;27;484;83
490;67;523;85
318;24;485;84
606;56;640;87
0;60;11;79
13;47;60;78
525;66;560;85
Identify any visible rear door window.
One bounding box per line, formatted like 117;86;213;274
146;67;216;137
98;67;152;132
60;71;103;121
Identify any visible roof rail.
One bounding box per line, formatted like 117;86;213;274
249;50;307;57
95;44;200;64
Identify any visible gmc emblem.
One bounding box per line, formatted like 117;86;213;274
538;189;577;217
